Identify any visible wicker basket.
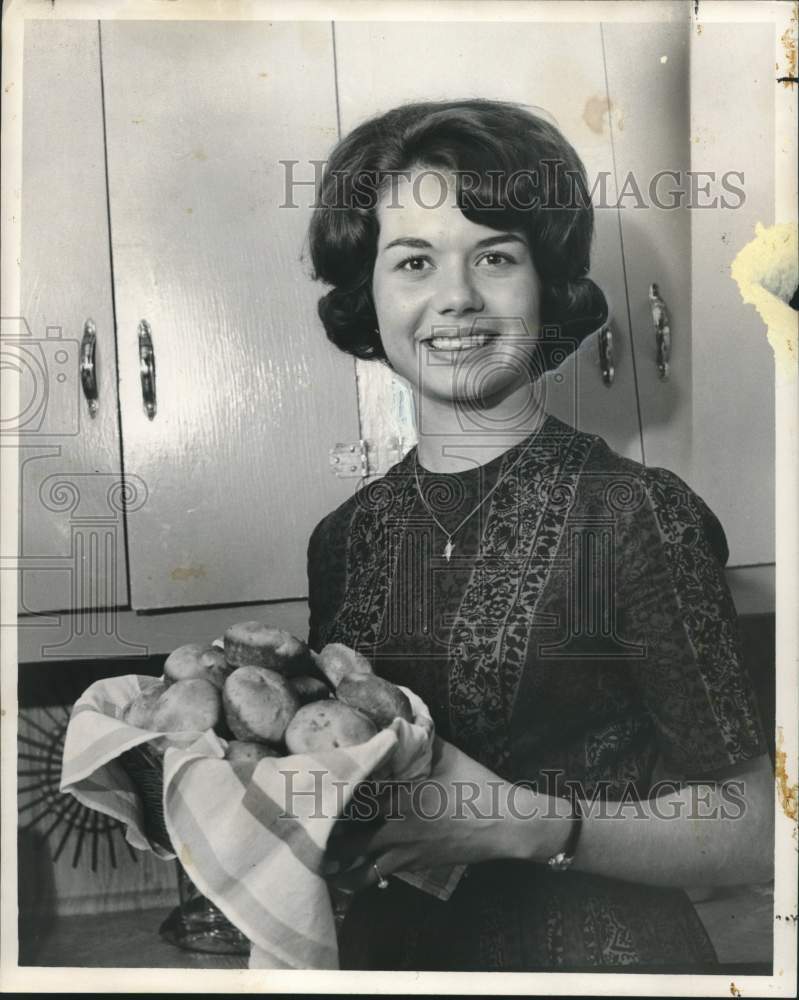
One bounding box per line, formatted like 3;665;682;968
118;743;251;956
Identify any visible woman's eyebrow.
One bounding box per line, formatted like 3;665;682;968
381;233;527;252
474;234;527;249
382;237;433;251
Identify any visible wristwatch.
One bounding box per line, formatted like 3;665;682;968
546;793;584;871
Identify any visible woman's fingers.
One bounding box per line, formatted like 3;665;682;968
327;853;399;893
327;860;375;893
325;852;370;891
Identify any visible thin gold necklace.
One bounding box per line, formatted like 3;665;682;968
412;433;540;561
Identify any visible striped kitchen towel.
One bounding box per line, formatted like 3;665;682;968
60;673;466;969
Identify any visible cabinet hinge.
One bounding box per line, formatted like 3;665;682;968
329;438;406;479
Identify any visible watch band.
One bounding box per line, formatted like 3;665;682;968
546;792;584;872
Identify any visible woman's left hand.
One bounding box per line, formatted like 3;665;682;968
325;736;529;892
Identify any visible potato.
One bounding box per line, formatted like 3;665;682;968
335;673;413;729
123;681;165;729
289;674;331;705
222;666;300;743
226;739;281;765
164;643;231;689
224;622;313;676
151;677;221;732
284;700;378;754
316;643;374;688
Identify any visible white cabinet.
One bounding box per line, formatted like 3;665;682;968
19;20;361;614
687;23;776;568
601;22;692;475
18;17;776;627
18;20;127;616
101;20;360;609
602;20;775;569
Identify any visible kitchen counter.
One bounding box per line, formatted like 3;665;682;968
23;886;773;973
22;907;247;969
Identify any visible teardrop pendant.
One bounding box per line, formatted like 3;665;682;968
444;539;455;561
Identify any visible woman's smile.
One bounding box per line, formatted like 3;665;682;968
420;328;500;353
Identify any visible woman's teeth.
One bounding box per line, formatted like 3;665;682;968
426;333;495;351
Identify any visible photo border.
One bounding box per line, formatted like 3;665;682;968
1;0;796;995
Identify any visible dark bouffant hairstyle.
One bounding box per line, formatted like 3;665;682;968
308;99;608;371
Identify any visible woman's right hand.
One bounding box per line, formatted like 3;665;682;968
324;737;571;891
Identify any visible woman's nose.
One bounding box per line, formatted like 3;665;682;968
433;263;484;315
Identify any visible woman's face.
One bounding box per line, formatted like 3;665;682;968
371;167;542;410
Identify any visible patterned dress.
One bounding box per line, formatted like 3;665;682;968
307;414;768;971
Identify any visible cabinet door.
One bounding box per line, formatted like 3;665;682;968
601;23;692;474
688;22;775;568
18;19;127;615
100;21;361;610
603;21;775;567
334;20;642;463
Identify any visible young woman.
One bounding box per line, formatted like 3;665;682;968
306;99;773;971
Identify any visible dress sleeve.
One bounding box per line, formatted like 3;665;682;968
615;467;768;776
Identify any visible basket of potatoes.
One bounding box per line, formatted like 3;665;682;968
108;621;421;957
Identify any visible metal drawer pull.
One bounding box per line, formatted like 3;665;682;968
138;319;157;420
649;283;671;381
597;323;615;386
80;319;99;417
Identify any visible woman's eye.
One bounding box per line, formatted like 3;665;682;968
396;256;433;272
477;252;515;267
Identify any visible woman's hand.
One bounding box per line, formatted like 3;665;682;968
325;736;545;892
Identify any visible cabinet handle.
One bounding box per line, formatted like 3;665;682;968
649;283;671;381
598;323;615;386
80;319;99;417
138;319;157;420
